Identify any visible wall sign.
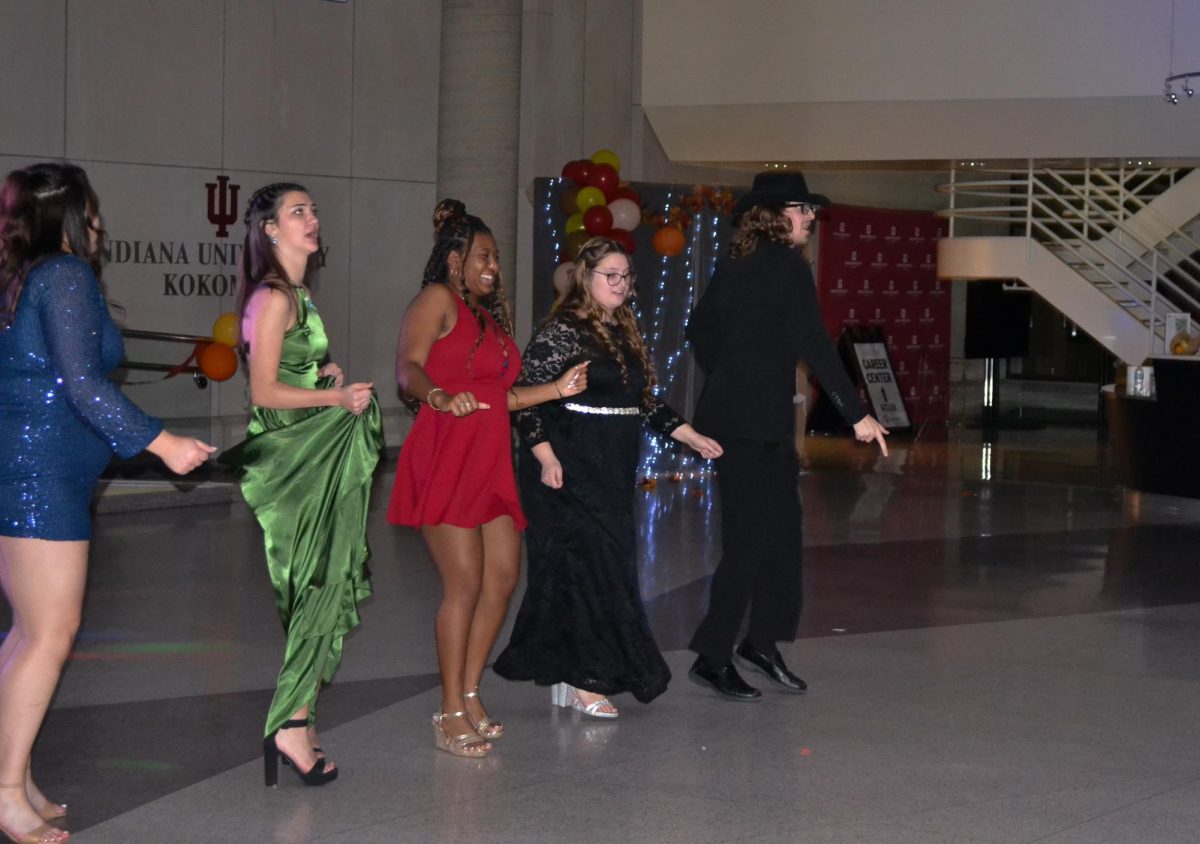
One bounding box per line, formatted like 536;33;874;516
851;340;910;429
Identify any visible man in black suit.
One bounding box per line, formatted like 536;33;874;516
686;171;889;700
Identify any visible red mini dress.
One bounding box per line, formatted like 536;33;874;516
387;295;525;529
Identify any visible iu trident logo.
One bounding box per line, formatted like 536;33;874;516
205;175;240;238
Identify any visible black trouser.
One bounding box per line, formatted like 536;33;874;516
689;438;803;665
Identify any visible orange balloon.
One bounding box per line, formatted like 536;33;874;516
653;226;685;257
198;341;238;381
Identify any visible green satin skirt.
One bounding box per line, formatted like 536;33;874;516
221;396;383;737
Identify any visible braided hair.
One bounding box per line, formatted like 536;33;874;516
235;182;313;324
422;198;513;367
0;162;101;329
556;236;658;403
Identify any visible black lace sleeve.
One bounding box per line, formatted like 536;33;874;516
640;392;685;438
515;318;584;447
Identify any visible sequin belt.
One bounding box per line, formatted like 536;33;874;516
564;402;638;416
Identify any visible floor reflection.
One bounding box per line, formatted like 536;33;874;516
7;423;1200;838
641;425;1200;650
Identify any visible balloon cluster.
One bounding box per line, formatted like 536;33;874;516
647;185;737;258
196;312;239;381
558;149;643;266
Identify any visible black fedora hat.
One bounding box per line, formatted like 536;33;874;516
731;171;830;218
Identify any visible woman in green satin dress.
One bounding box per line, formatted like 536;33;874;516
220;183;383;787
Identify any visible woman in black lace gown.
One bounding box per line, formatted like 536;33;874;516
494;237;721;716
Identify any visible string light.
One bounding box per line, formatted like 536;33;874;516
636;200;723;485
543;178;562;263
636;192;677;481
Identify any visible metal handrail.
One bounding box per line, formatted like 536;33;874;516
119;327;210;386
1035;173;1200;291
938;162;1200;355
1035;170;1200;311
1080;169;1200;274
122;329;210;344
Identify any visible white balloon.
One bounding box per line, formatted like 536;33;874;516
552;262;574;297
607;198;641;231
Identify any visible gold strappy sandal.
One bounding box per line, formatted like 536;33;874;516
464;689;504;739
0;785;68;844
25;788;64;823
432;712;491;758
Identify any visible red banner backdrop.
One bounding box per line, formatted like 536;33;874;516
816;206;951;429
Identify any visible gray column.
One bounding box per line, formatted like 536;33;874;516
438;0;523;294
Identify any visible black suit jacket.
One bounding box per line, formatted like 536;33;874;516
687;241;866;442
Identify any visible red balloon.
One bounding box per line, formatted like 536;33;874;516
613;185;642;206
610;227;636;254
652;226;685;257
563;159;593;185
559;185;579;216
583;205;614;236
198;341;238;381
587;163;620;201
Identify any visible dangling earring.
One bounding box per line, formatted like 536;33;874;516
270;237;278;246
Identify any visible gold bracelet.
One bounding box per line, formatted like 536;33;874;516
509;387;521;408
426;387;446;410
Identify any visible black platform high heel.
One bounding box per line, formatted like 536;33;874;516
263;718;338;787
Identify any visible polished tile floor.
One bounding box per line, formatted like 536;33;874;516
8;426;1200;843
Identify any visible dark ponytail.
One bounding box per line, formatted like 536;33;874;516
0;162;100;328
235;182;312;322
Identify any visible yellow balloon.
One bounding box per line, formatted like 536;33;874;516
591;148;621;172
576;186;606;212
565;212;586;234
212;312;240;346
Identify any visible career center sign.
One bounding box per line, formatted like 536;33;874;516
852;341;911;430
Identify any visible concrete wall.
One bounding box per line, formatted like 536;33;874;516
641;0;1200;163
1;0;1104;446
0;0;441;447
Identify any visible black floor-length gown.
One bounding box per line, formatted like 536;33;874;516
494;317;683;703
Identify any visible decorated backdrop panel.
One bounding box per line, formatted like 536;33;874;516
533;177;737;479
817;206;950;430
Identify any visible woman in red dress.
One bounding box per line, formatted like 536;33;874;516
388;199;588;758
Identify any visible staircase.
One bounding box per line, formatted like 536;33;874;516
936;162;1200;365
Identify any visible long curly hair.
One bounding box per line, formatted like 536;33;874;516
422;198;513;367
729;204;793;259
556;236;657;402
0;162;102;329
235;182;315;325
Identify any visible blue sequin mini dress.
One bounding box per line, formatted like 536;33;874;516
0;255;162;540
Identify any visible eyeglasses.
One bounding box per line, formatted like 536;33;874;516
784;202;822;215
590;269;636;287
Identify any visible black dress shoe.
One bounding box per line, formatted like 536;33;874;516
688;656;762;701
735;640;807;693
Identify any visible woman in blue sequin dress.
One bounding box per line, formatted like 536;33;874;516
0;163;213;844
